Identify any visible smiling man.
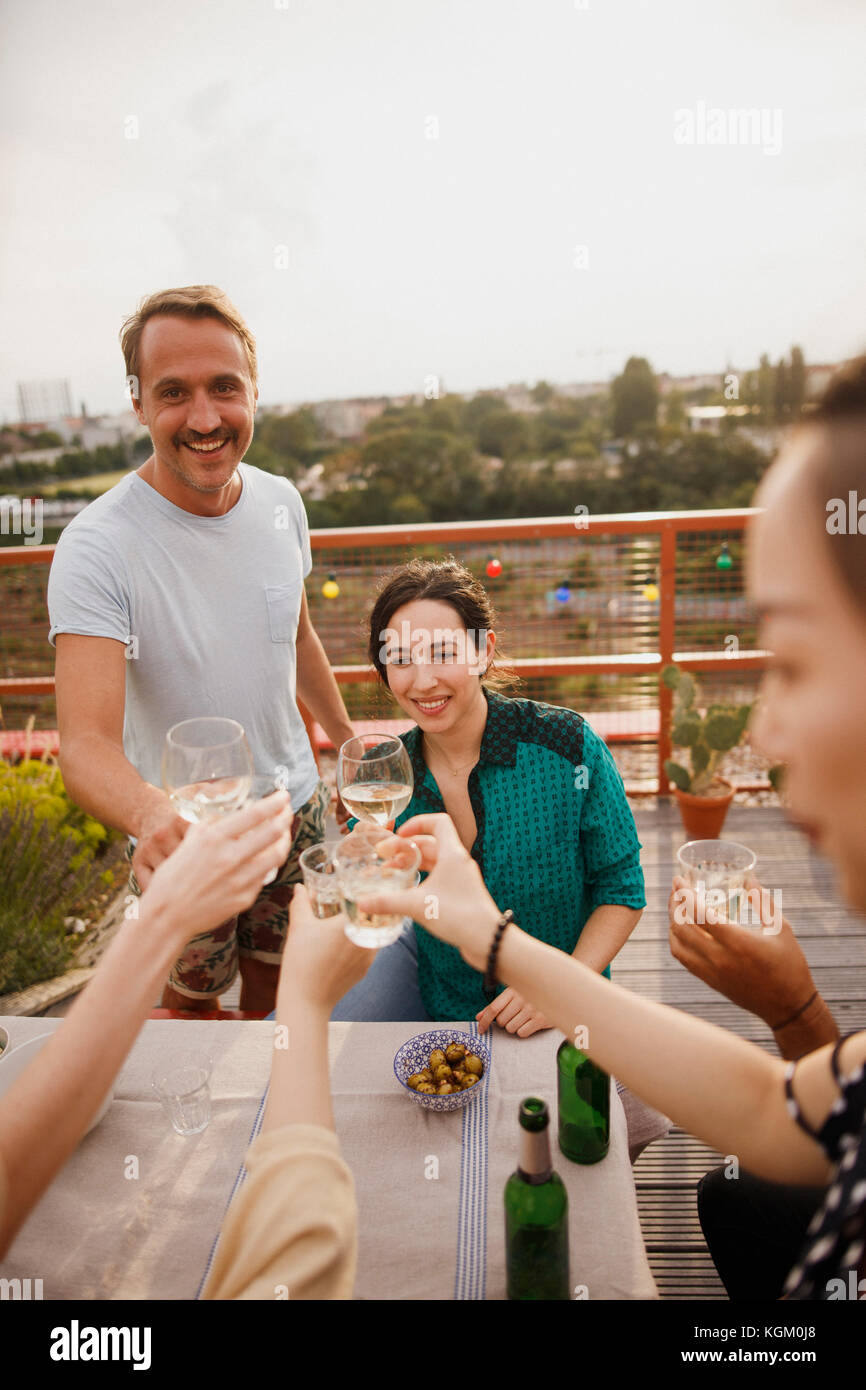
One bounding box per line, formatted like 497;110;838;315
47;286;355;1013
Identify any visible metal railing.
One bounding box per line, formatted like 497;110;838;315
0;508;770;792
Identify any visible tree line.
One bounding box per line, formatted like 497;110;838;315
0;348;812;521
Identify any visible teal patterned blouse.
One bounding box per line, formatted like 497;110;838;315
379;688;646;1021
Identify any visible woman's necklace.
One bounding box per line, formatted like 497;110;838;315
425;742;480;778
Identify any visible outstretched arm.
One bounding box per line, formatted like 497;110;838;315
489;920;837;1186
476;904;641;1037
200;887;374;1300
361;813;862;1188
0;796;292;1257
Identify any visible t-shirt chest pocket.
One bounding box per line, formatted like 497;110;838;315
265;581;302;642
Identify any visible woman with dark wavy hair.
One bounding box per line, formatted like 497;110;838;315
333;555;649;1039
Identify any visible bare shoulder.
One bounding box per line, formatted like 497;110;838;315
794;1031;866;1132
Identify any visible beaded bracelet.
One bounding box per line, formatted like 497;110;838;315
483;909;515;998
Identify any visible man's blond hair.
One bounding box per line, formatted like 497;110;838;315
120;285;258;398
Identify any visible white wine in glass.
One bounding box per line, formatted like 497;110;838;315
163;718;254;824
169;777;251;823
333;826;421;948
337;735;413;828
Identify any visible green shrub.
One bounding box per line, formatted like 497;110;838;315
0;758;110;870
0;758;124;994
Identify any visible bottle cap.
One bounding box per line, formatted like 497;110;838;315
518;1097;549;1132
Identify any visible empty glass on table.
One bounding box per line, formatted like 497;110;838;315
152;1051;213;1136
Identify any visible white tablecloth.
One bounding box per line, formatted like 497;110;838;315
1;1016;657;1301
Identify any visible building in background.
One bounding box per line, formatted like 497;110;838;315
657;372;723;396
16;378;73;424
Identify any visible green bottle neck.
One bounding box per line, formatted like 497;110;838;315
518;1126;553;1184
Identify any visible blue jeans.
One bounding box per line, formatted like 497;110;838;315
264;924;430;1023
330;923;431;1022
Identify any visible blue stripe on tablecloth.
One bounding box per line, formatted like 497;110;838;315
454;1022;491;1301
194;1082;270;1300
201;1020;506;1302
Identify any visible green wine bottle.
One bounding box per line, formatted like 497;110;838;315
556;1039;610;1164
504;1097;570;1300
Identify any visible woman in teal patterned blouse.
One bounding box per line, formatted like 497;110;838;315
333;557;646;1033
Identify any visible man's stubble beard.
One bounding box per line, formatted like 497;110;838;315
163;438;242;494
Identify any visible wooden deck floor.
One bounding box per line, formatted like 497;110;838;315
625;801;866;1299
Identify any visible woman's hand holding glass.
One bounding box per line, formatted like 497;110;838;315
332;824;421;948
354;812;501;972
140;792;294;946
279;883;376;1012
668;872;818;1030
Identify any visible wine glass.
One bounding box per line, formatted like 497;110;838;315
333;825;421;948
336;734;413;829
162;718;255;823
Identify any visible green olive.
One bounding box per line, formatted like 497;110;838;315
461;1073;479;1089
407;1072;427;1090
429;1049;446;1070
417;1082;436;1094
437;1082;456;1095
445;1043;466;1063
464;1054;484;1076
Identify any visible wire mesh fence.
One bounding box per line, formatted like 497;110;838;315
0;512;772;787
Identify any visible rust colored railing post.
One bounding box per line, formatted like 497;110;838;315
657;520;677;794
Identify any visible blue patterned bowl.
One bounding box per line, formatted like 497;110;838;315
394;1029;491;1112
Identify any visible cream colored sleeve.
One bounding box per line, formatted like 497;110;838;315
201;1123;357;1301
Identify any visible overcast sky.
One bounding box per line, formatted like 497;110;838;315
1;0;865;420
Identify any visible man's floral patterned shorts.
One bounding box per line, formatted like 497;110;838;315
125;778;330;999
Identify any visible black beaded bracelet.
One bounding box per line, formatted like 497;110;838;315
483;909;515;998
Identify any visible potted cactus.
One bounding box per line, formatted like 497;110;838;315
661;664;752;838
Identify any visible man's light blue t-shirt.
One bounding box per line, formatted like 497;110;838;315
46;463;320;815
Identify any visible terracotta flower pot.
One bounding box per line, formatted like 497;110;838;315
672;777;736;839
